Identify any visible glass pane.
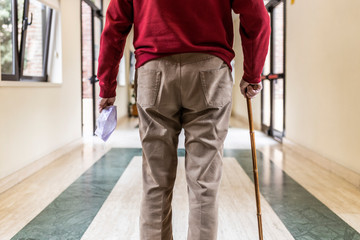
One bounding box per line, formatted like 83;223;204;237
263;35;271;75
90;0;102;9
22;0;49;76
81;1;94;137
0;0;13;74
273;78;284;132
18;0;24;50
262;12;271;76
273;2;284;74
94;17;102;121
94;18;101;76
262;80;271;127
82;1;93;99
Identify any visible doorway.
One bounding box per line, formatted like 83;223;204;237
261;0;286;142
81;0;103;137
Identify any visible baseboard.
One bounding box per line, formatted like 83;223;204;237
117;115;133;126
283;137;360;189
232;113;247;123
231;113;261;131
0;138;83;195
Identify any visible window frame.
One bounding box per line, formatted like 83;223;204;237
80;0;103;135
260;0;286;142
1;0;54;82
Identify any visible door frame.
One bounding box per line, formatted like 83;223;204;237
261;0;286;142
80;0;103;136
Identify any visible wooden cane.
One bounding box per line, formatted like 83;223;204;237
246;96;263;240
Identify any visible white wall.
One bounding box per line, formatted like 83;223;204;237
231;16;262;130
286;0;360;174
0;0;135;180
0;0;82;179
232;0;360;176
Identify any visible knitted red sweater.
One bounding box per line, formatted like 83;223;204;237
97;0;270;98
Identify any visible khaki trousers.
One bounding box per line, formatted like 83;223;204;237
135;52;233;240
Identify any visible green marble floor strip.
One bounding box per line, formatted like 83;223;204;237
11;148;142;240
224;149;360;240
11;148;360;240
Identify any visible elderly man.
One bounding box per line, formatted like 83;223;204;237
97;0;270;239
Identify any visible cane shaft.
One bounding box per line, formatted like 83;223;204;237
246;97;263;240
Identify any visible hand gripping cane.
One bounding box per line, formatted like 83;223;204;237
246;93;263;240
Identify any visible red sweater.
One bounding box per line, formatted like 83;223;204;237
97;0;270;98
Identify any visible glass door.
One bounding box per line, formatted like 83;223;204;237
261;0;286;142
93;16;102;124
81;0;103;137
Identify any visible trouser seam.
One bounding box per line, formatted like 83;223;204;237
200;196;203;239
160;191;164;239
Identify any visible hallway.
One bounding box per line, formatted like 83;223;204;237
1;0;360;239
1;118;359;239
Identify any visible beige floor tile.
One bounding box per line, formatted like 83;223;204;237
81;157;294;240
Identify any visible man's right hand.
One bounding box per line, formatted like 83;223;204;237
98;97;116;113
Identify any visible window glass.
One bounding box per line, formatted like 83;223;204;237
262;80;271;127
90;0;101;9
273;78;284;132
0;0;13;74
82;0;93;98
94;17;101;120
94;17;101;75
18;0;25;50
263;12;271;76
22;0;49;76
273;2;284;74
1;0;57;81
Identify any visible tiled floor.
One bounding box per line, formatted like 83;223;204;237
1;117;360;240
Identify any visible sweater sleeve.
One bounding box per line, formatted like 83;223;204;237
232;0;271;84
97;0;133;98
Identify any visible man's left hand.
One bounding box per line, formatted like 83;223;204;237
239;79;263;99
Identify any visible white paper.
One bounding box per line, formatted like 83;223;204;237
95;105;117;142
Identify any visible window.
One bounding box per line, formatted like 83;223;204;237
261;0;286;142
89;0;102;9
0;0;16;76
0;0;56;82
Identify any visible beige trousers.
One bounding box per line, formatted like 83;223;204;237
135;52;233;240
